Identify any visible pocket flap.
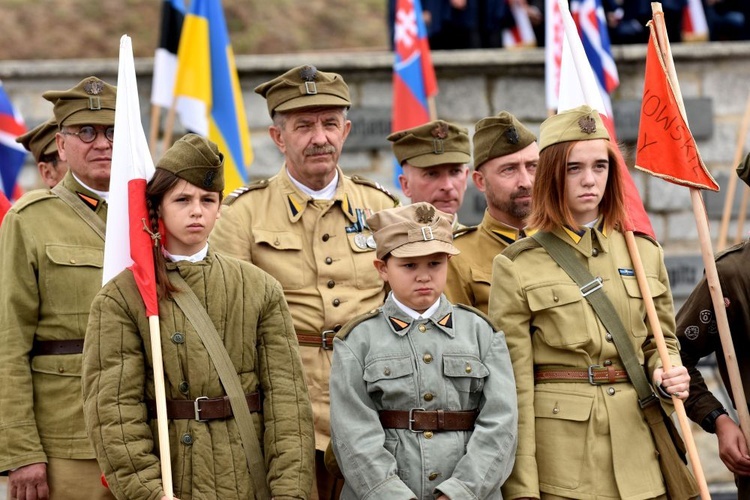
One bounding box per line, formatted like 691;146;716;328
442;353;489;379
535;390;594;421
254;229;302;251
46;244;103;268
621;275;667;299
527;283;582;312
364;356;414;382
470;267;492;285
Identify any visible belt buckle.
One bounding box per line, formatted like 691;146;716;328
580;277;603;297
321;330;335;350
194;396;209;422
587;365;602;385
409;407;425;433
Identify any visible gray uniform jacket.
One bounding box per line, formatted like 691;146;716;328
330;294;517;500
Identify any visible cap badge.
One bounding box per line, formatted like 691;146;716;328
431;122;448;154
415;204;435;224
203;170;216;188
83;79;104;95
299;65;318;95
578;115;597;134
506;126;520;144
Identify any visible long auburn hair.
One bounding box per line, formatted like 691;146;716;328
146;169;223;300
527;139;628;233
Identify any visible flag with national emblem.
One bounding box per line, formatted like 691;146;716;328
0;81;28;201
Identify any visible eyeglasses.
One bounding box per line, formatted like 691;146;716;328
63;125;115;143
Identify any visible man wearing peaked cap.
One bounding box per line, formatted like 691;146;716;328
211;64;399;500
16;118;69;188
445;111;539;313
0;76;117;500
390;119;471;229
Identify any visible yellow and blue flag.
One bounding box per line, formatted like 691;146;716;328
173;0;252;192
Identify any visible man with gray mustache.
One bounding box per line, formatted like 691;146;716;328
210;65;399;500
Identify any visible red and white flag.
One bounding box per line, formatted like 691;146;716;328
104;35;158;316
545;0;564;111
502;1;537;49
682;0;709;42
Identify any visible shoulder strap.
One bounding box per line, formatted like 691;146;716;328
167;271;271;499
532;231;658;408
52;183;106;240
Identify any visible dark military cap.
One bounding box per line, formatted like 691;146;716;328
42;76;116;127
539;105;610;152
254;65;351;116
387;120;471;168
16;118;59;162
157;133;225;192
472;111;536;169
737;152;750;187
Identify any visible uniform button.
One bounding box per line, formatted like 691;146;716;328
325;257;333;265
179;381;189;394
603;359;612;366
553;296;559;302
332;298;340;307
424;431;433;439
592;248;599;257
423;354;433;364
428;472;440;481
171;332;185;344
608;387;616;396
605;333;613;342
70;258;77;264
327;280;335;288
181;433;193;445
465;364;472;374
273;239;280;246
418;324;427;333
383;367;391;376
552;407;560;414
424;393;434;402
58;366;65;373
322;233;330;242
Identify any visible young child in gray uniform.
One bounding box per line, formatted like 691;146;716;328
329;201;518;500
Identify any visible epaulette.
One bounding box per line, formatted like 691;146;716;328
335;308;381;340
223;179;269;206
455;303;499;332
633;231;660;247
350;175;400;206
453;225;478;239
715;239;747;262
501;236;541;260
12;189;56;212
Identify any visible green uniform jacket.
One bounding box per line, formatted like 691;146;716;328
210;165;399;450
446;210;529;314
83;250;314;500
0;173;106;471
489;226;681;500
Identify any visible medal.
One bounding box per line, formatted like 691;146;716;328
354;233;368;249
366;235;377;249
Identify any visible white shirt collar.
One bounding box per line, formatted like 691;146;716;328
391;292;441;320
286;168;339;200
71;172;109;202
163;243;209;263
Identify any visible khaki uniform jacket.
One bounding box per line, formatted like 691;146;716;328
677;239;750;425
83;250;314;500
489;226;681;500
330;294;517;500
210;166;399;449
0;172;106;471
446;210;529;314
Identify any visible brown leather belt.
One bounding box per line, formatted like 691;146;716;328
297;329;337;350
146;391;261;421
535;365;629;385
31;339;84;357
378;409;479;432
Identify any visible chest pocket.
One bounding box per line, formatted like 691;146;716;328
527;282;591;347
253;229;305;289
470;267;492;286
364;356;415;405
45;244;103;313
621;275;668;338
443;353;489;394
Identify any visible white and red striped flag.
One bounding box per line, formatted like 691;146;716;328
544;0;564;111
502;1;537;48
682;0;709;42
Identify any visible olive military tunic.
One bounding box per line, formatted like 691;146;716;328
489;225;681;500
0;172;106;472
330;294;517;500
210;165;399;450
83;250;314;500
445;209;529;314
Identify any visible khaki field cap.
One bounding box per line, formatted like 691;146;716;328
539;105;610;152
254;64;351;116
366;202;460;260
16;118;59;162
388;120;471;168
43;76;116;127
157;133;225;192
473;111;536;169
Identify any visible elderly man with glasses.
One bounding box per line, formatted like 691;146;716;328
0;76;117;500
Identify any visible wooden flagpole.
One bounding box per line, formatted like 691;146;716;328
162;100;178;157
718;91;750;248
652;0;750;457
149;104;162;158
148;315;174;499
